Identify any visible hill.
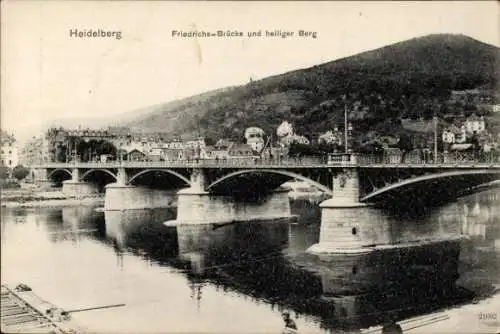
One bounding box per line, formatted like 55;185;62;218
121;34;500;142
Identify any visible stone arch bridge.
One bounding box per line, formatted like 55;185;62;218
32;154;500;255
33;154;500;208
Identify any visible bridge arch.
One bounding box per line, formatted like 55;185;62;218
128;169;191;186
81;169;118;181
361;169;500;203
47;168;72;180
207;169;334;195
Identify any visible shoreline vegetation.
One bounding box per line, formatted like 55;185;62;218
0;188;104;208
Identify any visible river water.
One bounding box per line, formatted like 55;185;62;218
1;190;499;333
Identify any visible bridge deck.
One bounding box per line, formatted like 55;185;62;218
33;161;500;169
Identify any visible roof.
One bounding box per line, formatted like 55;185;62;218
228;143;254;152
445;125;462;135
384;148;402;154
215;139;234;149
203;146;215;152
466;114;483;121
126;149;146;155
450;143;474;151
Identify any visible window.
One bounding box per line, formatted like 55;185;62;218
8;150;11;154
352;227;357;235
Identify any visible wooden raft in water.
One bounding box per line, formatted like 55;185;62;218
1;284;84;334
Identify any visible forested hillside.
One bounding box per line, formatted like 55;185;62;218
123;34;500;142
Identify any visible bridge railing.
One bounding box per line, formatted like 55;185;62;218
34;156;328;168
33;153;499;169
357;152;500;166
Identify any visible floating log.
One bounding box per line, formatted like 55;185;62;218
67;303;126;313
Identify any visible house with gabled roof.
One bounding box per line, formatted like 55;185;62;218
228;143;256;158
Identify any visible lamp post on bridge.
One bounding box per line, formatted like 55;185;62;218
344;101;349;154
434;114;438;162
342;95;355;155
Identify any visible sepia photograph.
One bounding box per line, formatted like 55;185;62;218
1;1;499;333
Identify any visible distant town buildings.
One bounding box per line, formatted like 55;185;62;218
1;131;18;168
13;101;500;167
39;125;277;163
464;114;486;134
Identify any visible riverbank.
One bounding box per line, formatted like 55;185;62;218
1;188;104;208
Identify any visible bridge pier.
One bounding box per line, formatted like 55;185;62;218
307;207;392;254
306;167;373;254
104;167;175;210
33;168;55;189
62;168;98;197
175;168;292;224
104;184;175;210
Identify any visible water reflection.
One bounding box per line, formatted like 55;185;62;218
104;208;178;266
101;207;477;332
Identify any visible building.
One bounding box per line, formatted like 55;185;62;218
200;146;214;159
214;139;234;149
125;149;147;161
383;148;402;164
465;114;486;134
318;128;343;146
245;127;265;152
227;143;256;158
20;136;49;166
277;121;294;138
163;148;184;161
184;137;206;150
442;129;455;144
442;125;464;144
210;146;231;160
280;134;310;147
1;131;19;168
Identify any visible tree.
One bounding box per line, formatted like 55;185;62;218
0;166;10;180
397;133;414;163
95;140;117;161
12;165;30;181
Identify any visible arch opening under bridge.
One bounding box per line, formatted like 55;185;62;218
81;168;119;192
128;169;191;189
47;168;72;180
81;168;118;181
361;169;500;206
47;168;73;187
206;169;334;196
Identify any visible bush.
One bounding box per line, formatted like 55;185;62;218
12;165;30;181
0;166;11;180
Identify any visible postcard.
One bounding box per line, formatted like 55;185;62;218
1;1;499;333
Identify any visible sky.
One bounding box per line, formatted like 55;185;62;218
1;1;499;143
